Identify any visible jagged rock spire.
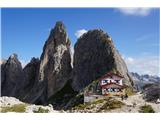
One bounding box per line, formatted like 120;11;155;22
1;54;25;97
39;21;72;98
47;21;70;46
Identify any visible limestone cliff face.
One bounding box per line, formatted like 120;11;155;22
72;29;133;91
1;59;7;91
1;54;25;97
1;22;72;104
20;57;47;104
20;57;41;103
23;57;40;91
39;21;72;98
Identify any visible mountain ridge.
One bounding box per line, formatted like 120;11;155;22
1;21;134;109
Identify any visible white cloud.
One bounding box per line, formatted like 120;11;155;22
125;57;134;65
75;29;87;38
123;55;160;76
117;8;152;16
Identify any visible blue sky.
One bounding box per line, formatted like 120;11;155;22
1;8;159;76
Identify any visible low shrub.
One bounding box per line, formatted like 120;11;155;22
33;107;49;113
73;98;104;110
73;97;124;112
139;105;155;113
74;104;87;110
98;99;124;112
125;87;134;96
92;99;104;105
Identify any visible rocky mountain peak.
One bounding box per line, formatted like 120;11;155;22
54;21;66;32
81;29;112;40
6;53;22;69
72;29;133;91
1;53;25;97
7;53;20;64
30;57;39;64
10;53;18;59
39;21;72;98
47;21;69;46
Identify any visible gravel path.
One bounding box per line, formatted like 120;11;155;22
110;92;160;113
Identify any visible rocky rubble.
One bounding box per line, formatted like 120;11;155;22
0;96;23;107
0;97;59;113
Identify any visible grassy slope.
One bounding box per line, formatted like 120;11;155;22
1;104;27;113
